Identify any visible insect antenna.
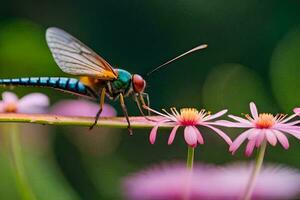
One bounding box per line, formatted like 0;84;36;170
146;44;208;76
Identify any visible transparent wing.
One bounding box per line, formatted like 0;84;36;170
46;27;117;80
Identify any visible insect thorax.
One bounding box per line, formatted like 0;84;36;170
106;69;133;99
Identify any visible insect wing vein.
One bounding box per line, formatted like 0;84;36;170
46;27;117;80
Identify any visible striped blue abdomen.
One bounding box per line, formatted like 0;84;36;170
0;77;98;99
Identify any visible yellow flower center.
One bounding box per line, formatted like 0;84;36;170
180;108;200;122
3;102;17;113
255;113;276;128
159;107;211;125
175;108;210;125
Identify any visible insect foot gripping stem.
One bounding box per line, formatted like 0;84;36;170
127;123;133;135
89;88;106;130
119;93;133;135
89;108;103;130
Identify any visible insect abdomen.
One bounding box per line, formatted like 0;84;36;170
0;77;98;99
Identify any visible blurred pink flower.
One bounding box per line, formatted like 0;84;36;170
50;99;116;117
51;100;118;156
146;107;231;147
0;91;49;114
219;102;300;156
122;162;300;200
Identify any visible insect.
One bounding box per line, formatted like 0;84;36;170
0;27;207;134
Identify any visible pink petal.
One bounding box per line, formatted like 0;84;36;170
286;120;300;126
247;131;259;140
212;120;253;128
276;127;300;137
272;130;289;149
255;130;265;148
18;93;50;114
265;130;277;146
275;123;300;130
205;109;227;121
2;92;18;103
149;120;169;144
250;102;259;119
230;129;256;154
277;120;300;126
184;126;198;147
293;108;300;115
167;125;180;145
279;128;300;140
228;115;253;125
192;126;204;144
203;124;232;145
149;126;159;144
245;139;256;157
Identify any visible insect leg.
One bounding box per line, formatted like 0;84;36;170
143;93;151;116
89;87;106;130
139;93;151;115
120;93;133;135
136;96;157;122
134;95;147;116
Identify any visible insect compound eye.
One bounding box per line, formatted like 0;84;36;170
132;74;146;93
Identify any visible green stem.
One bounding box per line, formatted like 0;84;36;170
186;146;195;170
183;146;195;200
6;124;36;200
242;141;267;200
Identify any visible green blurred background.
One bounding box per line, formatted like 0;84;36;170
1;0;300;199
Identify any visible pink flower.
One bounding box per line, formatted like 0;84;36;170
294;108;300;116
146;107;232;147
0;91;49;114
220;102;300;156
122;162;300;200
50;99;116;117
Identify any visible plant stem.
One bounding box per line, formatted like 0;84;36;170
183;146;195;200
186;146;195;170
7;124;36;200
242;141;267;200
0;114;172;129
